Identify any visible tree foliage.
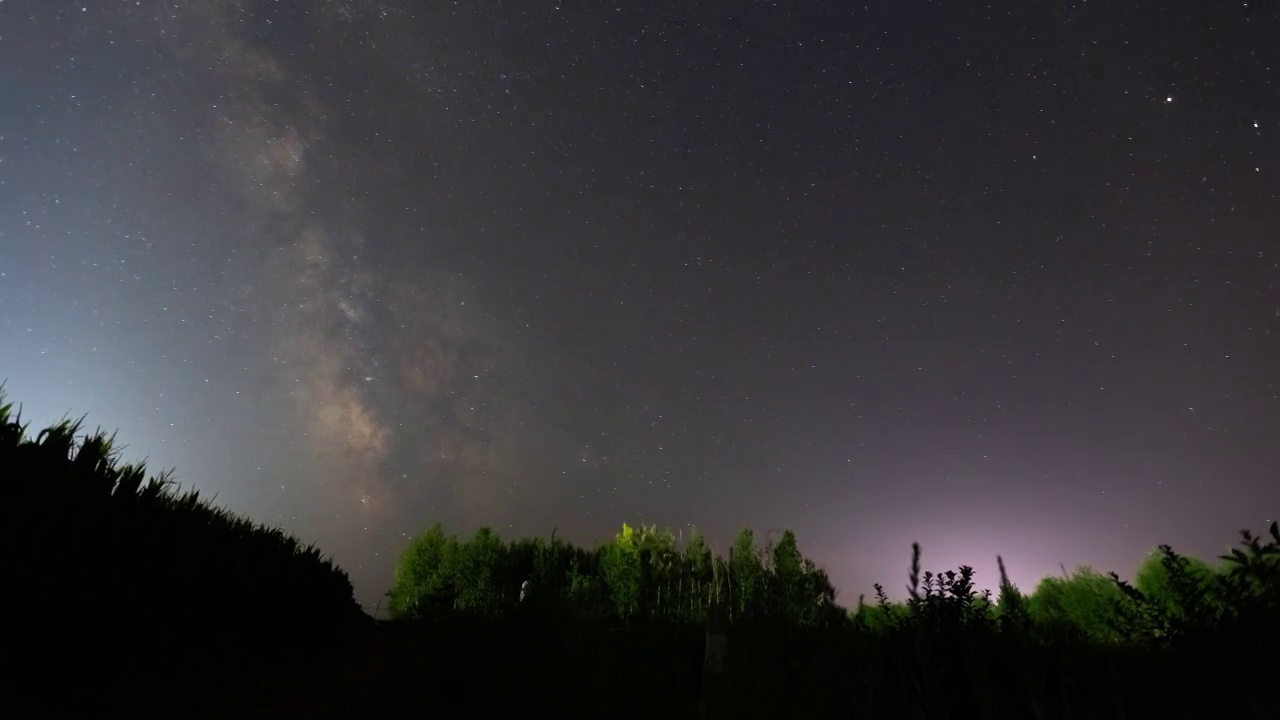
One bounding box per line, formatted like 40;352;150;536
387;521;843;626
1026;566;1131;642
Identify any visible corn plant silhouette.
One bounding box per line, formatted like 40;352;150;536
0;389;367;713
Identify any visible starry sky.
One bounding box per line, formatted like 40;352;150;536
1;1;1277;610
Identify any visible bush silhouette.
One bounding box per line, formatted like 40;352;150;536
0;391;367;710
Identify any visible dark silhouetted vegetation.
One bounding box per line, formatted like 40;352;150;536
382;522;1278;719
3;389;1275;718
0;390;368;715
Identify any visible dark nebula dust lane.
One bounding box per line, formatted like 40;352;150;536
1;1;1277;608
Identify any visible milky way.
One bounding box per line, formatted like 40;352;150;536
156;0;580;592
2;1;1277;608
1;1;580;602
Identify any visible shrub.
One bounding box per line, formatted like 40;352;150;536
0;390;366;709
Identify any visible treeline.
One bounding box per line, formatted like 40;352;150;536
387;522;844;625
388;516;1280;647
851;534;1279;647
384;519;1279;717
0;391;366;711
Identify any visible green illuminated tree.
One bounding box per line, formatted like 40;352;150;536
729;528;763;620
600;522;642;619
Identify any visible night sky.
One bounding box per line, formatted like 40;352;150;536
2;1;1277;610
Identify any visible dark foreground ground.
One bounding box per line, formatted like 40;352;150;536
206;619;710;720
16;618;709;720
13;617;1275;720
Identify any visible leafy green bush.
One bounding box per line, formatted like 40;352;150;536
1026;566;1134;642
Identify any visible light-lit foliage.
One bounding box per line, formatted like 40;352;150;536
387;521;842;625
1026;567;1132;642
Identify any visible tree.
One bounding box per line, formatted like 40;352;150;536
641;525;679;619
527;529;573;610
1027;566;1131;642
729;528;763;619
455;527;506;615
1134;549;1221;626
995;555;1028;632
387;523;458;617
770;530;805;622
600;523;642;620
684;529;714;621
802;558;841;626
566;551;607;619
